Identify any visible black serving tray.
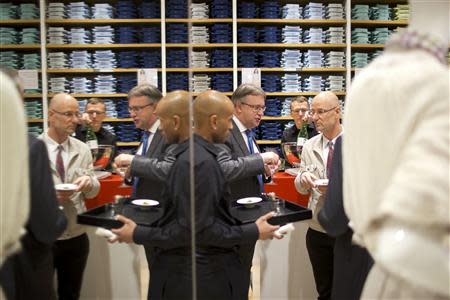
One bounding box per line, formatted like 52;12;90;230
77;199;163;229
230;196;312;226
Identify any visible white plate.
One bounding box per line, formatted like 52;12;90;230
132;199;159;207
55;183;78;191
285;168;300;176
314;179;329;187
237;197;262;205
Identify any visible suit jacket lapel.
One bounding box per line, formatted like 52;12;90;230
146;130;163;157
231;120;250;155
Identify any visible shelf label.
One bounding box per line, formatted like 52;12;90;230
241;68;261;87
137;69;158;86
18;70;38;90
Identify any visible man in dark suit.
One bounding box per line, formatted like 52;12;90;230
318;136;373;300
0;135;67;300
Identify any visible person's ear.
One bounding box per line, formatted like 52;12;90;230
173;115;181;130
210;114;218;130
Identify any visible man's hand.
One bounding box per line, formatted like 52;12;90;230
114;154;134;169
56;190;75;205
255;212;282;240
260;152;279;166
111;215;137;244
73;175;92;193
79;113;92;126
300;171;317;189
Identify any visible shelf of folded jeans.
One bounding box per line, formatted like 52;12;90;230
23;93;42;98
257;67;346;72
27;118;43;123
351;44;385;49
48;93;128;98
0;44;41;50
237;43;346;49
0;20;40;26
256;140;281;144
353;0;408;4
46;44;161;49
104;118;133;122
166;18;232;23
237;19;346;26
351;20;408;27
166;68;234;72
166;43;233;48
261;116;293;121
265;91;346;96
117;142;140;147
47;68;163;73
46;18;161;25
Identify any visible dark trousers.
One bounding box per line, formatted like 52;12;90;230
53;233;89;300
306;228;335;300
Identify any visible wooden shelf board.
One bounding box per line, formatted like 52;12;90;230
351;44;385;49
27;118;43;123
256;140;281;145
117;142;140;147
166;43;233;48
237;19;345;25
238;43;346;48
48;93;127;98
104;118;133;122
23;93;42;98
0;44;40;49
261;116;293;121
167;68;233;72
166;18;232;23
351;20;408;27
47;68;163;73
0;19;40;25
257;67;346;72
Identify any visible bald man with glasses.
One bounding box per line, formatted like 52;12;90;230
294;91;343;300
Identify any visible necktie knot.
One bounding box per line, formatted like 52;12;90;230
328;141;334;150
245;129;254;139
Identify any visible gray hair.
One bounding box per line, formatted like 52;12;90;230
128;84;162;104
231;83;266;105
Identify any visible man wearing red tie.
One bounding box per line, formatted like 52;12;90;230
294;91;343;300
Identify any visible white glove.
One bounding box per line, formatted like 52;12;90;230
274;223;295;238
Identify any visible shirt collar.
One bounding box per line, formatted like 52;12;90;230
44;132;70;152
148;119;160;134
321;128;344;149
233;115;248;133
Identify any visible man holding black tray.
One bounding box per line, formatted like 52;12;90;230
111;90;281;300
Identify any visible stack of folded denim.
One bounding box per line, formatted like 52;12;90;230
117;50;140;68
264;98;281;116
304;2;324;19
166;0;187;18
49;77;70;93
140;26;161;43
351;52;369;68
238;2;258;18
326;27;344;44
211;0;231;18
211;73;232;92
238;50;258;67
281;73;301;92
325;51;345;68
191;3;209;19
93;50;117;69
191;74;211;92
210;24;231;43
0;51;19;69
67;2;91;19
94;75;117;94
303;75;324;92
92;3;113;19
116;26;138;44
238;26;258;43
211;49;232;67
352;5;370;20
325;75;344;92
21;53;40;69
69;28;91;44
259;26;279;43
0;3;17;19
303;27;324;43
352;28;370;44
20;28;39;44
115;123;140;142
167;73;188;91
78;99;88;112
260;1;280;19
259;121;283;140
191;26;209;44
103;99;117;118
167;48;188;68
370;27;390;44
281;49;302;68
28;125;43;137
370;4;390;20
70;51;92;68
166;24;188;43
19;3;39;19
47;27;67;44
102;124;116;136
71;77;93;94
115;98;130;118
261;74;281;92
282;4;302;19
326;3;344;19
0;27;18;44
140;49;161;67
281;98;292;116
47;3;66;19
117;74;137;94
191;51;210;68
116;0;137;19
48;52;68;68
139;0;160;18
24;100;43;119
259;50;280;67
282;26;302;43
303;50;323;68
93;26;114;44
393;4;409;20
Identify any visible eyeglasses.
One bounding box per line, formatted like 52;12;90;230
309;106;337;116
52;110;81;118
292;108;309;114
85;110;105;116
128;103;153;113
241;102;266;113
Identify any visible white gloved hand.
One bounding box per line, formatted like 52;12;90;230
274;223;295;238
95;227;117;241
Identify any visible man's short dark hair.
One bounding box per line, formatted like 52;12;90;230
231;83;266;105
86;97;105;110
128;84;163;104
290;96;309;111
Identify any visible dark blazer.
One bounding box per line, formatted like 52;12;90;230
318;136;373;300
0;135;67;300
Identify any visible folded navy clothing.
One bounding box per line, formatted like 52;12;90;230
260;1;280;19
140;26;161;43
139;0;160;18
167;73;188;91
259;26;280;43
210;24;232;43
211;73;233;92
167;48;188;68
166;0;188;18
115;0;138;18
117;74;137;94
239;2;258;18
140;50;161;68
259;50;280;67
211;0;231;18
238;50;258;67
166;24;188;43
211;49;232;67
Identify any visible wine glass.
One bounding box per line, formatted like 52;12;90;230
115;166;129;188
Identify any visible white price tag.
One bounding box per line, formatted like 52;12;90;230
18;70;38;90
241;68;261;87
137;69;158;86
